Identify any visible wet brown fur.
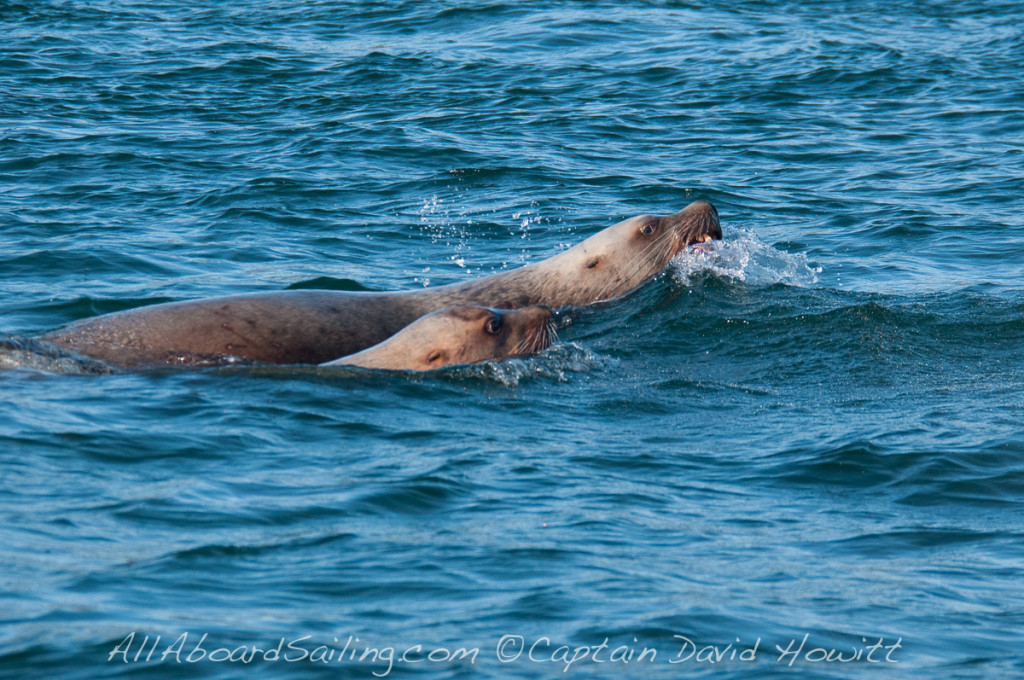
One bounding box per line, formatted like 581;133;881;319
323;305;555;371
40;200;721;367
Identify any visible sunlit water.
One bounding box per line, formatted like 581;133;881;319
2;2;1023;678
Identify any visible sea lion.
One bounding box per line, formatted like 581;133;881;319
40;200;721;368
322;305;555;371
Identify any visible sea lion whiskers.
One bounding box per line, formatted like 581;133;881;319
603;221;691;301
590;231;673;304
511;308;555;357
322;305;553;371
543;318;558;349
39;201;721;368
587;236;658;304
591;215;688;303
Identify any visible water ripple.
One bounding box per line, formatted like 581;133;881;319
3;2;1024;678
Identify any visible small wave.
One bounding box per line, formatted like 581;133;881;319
671;227;822;287
461;342;614;386
313;342;611;387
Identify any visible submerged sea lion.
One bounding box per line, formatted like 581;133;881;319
40;200;721;368
323;305;555;371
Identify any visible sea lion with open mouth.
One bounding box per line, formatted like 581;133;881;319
40;200;721;368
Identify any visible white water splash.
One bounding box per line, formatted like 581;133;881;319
508;204;559;265
448;342;613;386
671;227;821;287
511;205;544;238
417;194;473;282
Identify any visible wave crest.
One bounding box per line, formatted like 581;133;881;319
672;227;821;287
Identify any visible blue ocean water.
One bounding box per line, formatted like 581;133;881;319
2;1;1023;678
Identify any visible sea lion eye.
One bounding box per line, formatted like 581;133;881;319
640;221;657;235
586;257;600;269
485;313;503;335
427;350;443;363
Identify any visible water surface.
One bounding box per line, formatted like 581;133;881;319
2;1;1023;678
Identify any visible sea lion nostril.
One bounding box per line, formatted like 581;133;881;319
322;305;552;371
39;204;717;368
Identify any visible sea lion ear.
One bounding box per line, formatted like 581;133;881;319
427;350;444;364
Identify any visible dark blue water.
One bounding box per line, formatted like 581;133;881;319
2;1;1024;678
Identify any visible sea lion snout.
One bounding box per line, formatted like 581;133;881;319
516;304;555;335
41;203;718;368
503;304;557;356
529;305;553;320
669;200;722;247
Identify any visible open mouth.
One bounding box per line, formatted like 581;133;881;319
687;233;718;254
675;201;723;252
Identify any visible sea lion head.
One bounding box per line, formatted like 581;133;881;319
325;305;556;372
535;199;722;306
